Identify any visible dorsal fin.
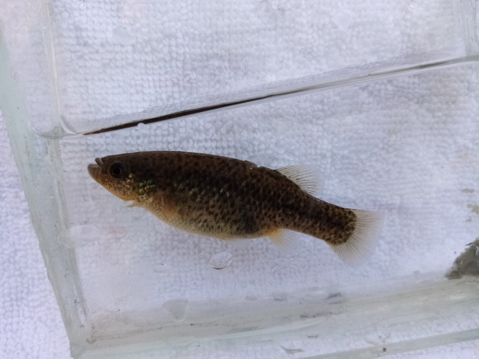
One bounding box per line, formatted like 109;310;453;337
276;165;322;196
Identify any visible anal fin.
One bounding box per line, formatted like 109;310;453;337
268;228;301;253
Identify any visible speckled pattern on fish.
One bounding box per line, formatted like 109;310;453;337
88;151;383;265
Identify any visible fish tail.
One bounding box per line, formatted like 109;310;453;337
325;209;383;266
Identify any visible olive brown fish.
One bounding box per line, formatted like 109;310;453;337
88;151;383;265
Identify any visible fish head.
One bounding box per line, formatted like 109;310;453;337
88;156;137;201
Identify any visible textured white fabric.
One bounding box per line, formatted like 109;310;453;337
1;0;479;358
2;0;467;134
0;111;70;358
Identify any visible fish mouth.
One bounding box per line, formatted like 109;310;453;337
88;160;102;182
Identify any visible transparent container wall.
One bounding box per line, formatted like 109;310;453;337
1;1;479;359
61;64;479;354
2;0;479;135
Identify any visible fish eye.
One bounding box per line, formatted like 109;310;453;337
109;162;124;178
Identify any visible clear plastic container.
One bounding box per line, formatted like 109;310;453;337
1;1;479;358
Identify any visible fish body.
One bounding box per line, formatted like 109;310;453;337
88;151;382;264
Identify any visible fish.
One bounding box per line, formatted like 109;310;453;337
88;151;383;265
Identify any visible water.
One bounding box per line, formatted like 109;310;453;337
209;251;233;270
26;66;479;358
271;262;300;282
364;327;391;346
111;26;136;46
152;263;169;275
162;299;189;323
331;11;353;31
280;344;304;355
52;68;479;348
61;225;100;248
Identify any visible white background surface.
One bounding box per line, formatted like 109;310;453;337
0;110;70;358
1;113;479;359
1;0;479;356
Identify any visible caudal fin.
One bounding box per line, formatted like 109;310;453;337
328;209;384;266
